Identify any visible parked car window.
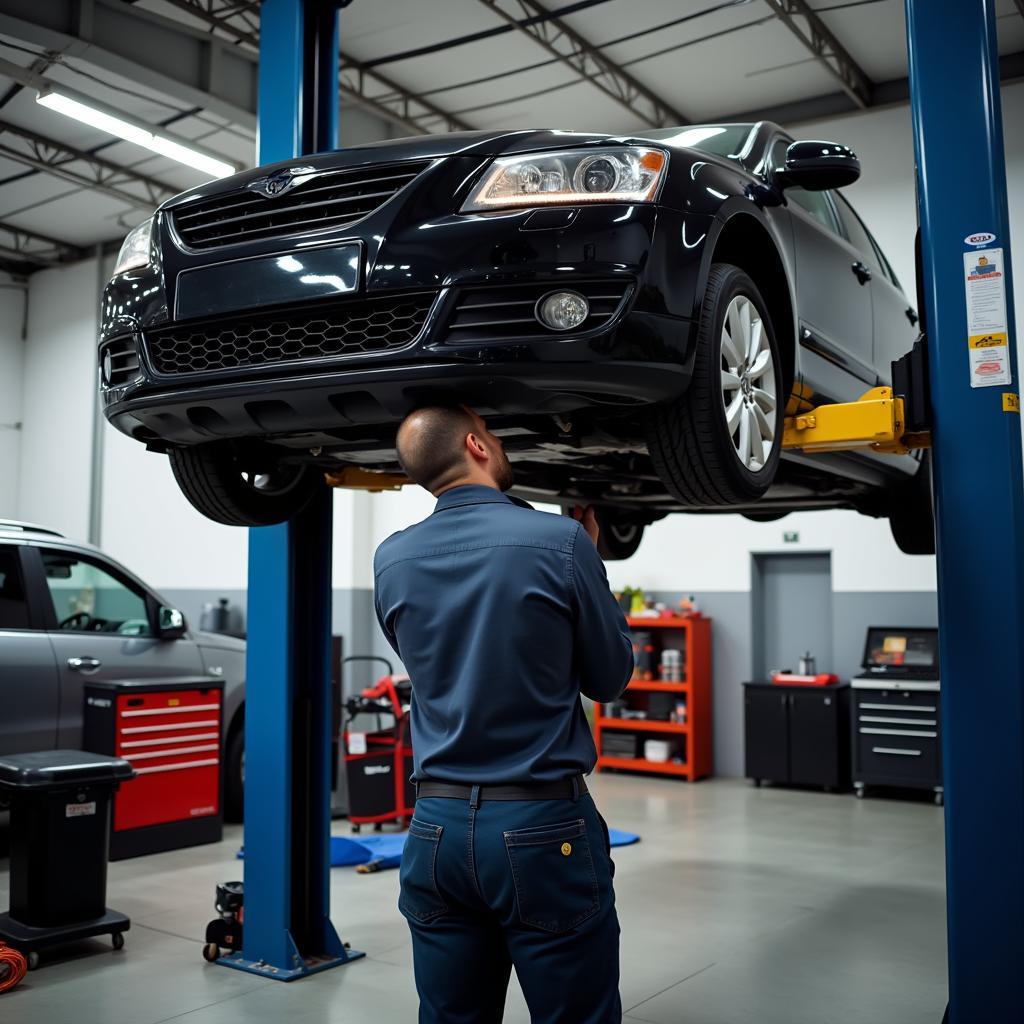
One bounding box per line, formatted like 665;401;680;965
41;550;153;635
0;546;30;630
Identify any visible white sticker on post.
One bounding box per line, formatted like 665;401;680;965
347;732;367;755
963;247;1011;388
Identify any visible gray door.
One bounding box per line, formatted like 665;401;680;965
34;547;205;747
752;553;833;680
0;545;60;754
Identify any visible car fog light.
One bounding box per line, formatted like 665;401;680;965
537;290;589;331
101;349;113;386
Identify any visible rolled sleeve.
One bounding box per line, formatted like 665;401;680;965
571;525;634;702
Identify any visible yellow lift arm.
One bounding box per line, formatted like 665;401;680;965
782;386;932;455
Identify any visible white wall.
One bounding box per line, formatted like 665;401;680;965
0;275;27;517
16;260;99;541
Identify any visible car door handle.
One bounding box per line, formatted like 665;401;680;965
851;260;872;285
67;657;102;672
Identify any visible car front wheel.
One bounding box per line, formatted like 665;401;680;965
595;508;647;561
169;443;320;526
646;263;784;506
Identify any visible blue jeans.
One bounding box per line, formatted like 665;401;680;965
399;791;621;1023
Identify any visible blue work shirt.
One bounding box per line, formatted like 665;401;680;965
373;485;634;783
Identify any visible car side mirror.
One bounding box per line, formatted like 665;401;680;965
158;606;187;639
775;140;860;191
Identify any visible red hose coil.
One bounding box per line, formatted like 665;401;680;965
0;942;27;993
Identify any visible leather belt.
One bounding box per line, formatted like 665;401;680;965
416;775;589;802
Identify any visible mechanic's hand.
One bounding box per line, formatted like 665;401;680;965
571;505;599;547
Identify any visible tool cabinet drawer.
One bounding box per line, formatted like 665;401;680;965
857;732;939;783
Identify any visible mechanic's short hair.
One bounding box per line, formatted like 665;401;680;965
396;404;478;493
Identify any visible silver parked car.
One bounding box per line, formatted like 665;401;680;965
0;520;246;819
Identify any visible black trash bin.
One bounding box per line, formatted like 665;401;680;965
0;750;134;968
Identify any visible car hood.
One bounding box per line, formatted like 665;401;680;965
192;629;246;653
160;129;653;211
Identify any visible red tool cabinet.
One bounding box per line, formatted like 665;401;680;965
83;678;224;860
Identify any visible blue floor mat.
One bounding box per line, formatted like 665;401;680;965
608;828;640;847
240;826;640;870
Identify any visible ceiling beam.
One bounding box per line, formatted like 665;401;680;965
720;48;1024;128
0;117;177;212
154;0;471;134
476;0;687;127
0;219;86;267
0;0;258;129
761;0;873;109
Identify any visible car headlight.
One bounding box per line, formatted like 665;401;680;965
461;147;667;211
113;218;154;276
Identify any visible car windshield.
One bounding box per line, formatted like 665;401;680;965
645;124;754;161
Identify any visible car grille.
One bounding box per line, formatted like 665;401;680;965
100;336;142;388
170;160;431;251
443;280;632;342
145;293;434;376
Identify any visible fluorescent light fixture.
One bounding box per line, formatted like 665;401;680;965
35;88;236;179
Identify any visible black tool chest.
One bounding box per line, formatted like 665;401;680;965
851;682;943;803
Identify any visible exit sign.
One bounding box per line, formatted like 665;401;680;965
783;531;800;543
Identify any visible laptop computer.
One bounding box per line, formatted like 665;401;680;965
856;626;940;681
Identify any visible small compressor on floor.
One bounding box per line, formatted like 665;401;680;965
202;881;243;963
342;657;415;831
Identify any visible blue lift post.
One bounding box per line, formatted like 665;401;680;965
905;0;1024;1018
217;0;364;981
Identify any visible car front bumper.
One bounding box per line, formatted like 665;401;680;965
99;157;706;449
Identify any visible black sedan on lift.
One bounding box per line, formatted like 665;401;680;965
98;121;930;557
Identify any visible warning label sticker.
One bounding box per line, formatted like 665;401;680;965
963;247;1011;388
66;801;96;818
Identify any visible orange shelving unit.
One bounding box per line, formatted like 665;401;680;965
594;615;712;781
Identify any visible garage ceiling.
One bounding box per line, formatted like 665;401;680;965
0;0;1020;275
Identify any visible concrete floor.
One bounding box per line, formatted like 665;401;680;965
0;776;948;1023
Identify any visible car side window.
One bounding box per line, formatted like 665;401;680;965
833;194;886;276
0;546;30;630
41;550;153;636
771;137;843;235
787;186;842;236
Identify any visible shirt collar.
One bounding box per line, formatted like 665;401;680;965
433;484;513;513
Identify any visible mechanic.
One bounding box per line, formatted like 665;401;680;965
374;404;634;1023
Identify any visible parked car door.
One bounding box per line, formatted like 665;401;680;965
27;546;206;747
831;192;920;376
0;544;60;754
768;138;874;403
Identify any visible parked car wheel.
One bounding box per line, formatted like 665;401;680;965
888;454;935;555
224;724;244;822
594;508;647;561
646;263;783;506
169;443;319;526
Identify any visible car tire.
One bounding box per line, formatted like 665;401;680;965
646;263;784;506
169;443;320;526
224;724;244;823
594;508;646;561
888;454;935;555
742;510;789;523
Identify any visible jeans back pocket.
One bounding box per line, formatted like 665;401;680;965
503;818;600;933
399;819;447;922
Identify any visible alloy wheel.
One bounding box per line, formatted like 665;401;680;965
719;294;778;472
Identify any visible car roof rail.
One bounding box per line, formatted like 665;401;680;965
0;519;65;538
